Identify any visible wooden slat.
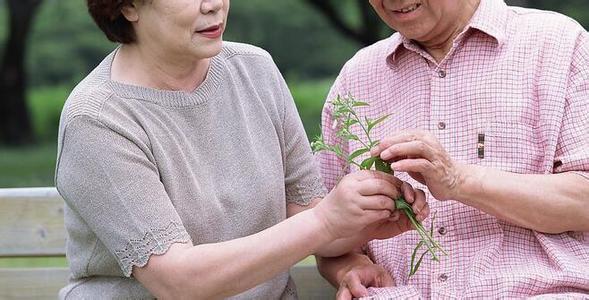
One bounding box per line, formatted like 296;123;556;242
0;268;69;300
0;188;66;257
291;265;336;299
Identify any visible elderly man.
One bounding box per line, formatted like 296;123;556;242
316;0;589;298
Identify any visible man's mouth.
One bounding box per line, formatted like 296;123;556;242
393;3;421;13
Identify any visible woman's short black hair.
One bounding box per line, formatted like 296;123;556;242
87;0;138;44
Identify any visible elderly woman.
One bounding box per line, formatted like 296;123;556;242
55;0;429;299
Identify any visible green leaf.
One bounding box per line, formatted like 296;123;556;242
360;157;377;170
343;118;356;125
348;148;370;161
367;115;390;132
410;247;429;277
395;198;412;212
409;240;424;276
352;101;369;107
374;158;392;174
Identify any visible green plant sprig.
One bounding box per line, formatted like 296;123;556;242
312;94;447;276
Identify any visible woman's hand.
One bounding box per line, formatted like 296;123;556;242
362;181;429;240
313;170;403;240
371;129;467;201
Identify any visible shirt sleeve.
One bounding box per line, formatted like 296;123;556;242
55;116;192;277
316;65;352;191
554;31;589;178
273;66;327;205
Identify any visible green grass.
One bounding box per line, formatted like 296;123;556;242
0;257;67;268
0;143;57;188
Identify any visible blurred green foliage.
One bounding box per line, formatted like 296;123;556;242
0;142;56;187
8;0;362;87
0;0;588;188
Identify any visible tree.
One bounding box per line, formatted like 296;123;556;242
0;0;43;145
302;0;388;46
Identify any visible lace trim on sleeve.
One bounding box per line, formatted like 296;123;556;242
115;222;192;277
286;175;328;206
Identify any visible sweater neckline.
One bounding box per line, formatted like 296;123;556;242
100;46;225;108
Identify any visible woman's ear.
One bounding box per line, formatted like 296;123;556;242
121;3;140;22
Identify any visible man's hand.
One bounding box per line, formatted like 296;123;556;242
336;263;395;300
371;129;467;201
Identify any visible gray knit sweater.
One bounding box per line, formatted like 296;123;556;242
55;42;326;299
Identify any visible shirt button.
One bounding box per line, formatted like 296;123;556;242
437;122;446;130
437;69;447;78
438;227;447;235
438;273;449;282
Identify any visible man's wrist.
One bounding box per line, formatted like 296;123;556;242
454;164;487;205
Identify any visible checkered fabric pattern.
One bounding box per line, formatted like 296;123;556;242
317;0;589;298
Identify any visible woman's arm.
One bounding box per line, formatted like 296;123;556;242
134;209;329;299
133;170;402;299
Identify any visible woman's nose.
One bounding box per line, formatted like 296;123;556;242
201;0;224;14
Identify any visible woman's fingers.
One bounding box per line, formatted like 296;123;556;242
356;178;401;200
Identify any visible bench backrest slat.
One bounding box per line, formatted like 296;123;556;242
0;188;66;257
0;268;69;300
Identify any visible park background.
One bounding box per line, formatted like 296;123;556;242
0;0;587;269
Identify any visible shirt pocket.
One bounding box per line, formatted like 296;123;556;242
479;120;545;174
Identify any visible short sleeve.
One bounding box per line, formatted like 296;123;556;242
56;116;192;277
316;65;352;191
274;67;327;205
554;31;589;179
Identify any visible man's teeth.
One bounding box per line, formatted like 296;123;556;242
397;4;419;13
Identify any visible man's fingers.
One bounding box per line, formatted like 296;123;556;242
391;158;432;174
370;130;429;156
381;272;396;287
380;140;438;162
336;286;353;300
401;181;415;204
346;273;369;298
413;189;428;221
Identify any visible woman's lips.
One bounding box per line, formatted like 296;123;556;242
196;25;223;39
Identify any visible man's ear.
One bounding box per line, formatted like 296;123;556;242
121;3;139;22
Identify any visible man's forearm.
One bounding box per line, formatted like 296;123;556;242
457;165;589;233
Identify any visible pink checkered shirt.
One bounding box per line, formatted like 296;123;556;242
317;0;589;298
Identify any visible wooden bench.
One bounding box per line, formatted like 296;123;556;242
0;187;336;299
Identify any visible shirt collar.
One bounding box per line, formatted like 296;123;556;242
386;0;509;64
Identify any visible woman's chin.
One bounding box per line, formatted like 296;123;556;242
190;42;223;59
